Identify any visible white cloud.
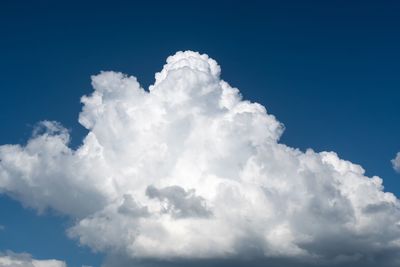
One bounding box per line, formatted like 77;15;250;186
392;152;400;173
1;51;400;266
0;251;66;267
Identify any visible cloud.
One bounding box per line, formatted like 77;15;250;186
1;51;400;266
0;251;66;267
392;152;400;173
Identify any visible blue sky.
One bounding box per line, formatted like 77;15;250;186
1;1;400;267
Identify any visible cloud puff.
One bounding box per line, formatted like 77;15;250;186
392;153;400;173
1;51;400;266
0;251;66;267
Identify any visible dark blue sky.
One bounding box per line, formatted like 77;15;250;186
1;1;400;266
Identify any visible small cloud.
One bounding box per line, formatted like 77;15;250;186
0;225;4;231
392;152;400;173
0;250;66;267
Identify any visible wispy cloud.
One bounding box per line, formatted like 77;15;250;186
392;152;400;173
0;251;66;267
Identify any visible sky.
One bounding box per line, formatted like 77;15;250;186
0;1;400;267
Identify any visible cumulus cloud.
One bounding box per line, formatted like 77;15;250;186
0;251;66;267
392;153;400;173
1;51;400;266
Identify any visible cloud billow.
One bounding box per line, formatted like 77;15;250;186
0;51;400;266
